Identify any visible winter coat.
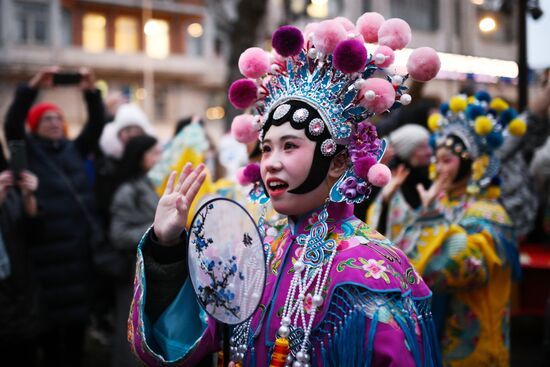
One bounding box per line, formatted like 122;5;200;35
4;84;105;326
109;175;159;281
0;189;44;342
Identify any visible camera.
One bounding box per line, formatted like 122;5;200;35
53;72;82;86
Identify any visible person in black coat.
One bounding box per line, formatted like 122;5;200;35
4;66;106;367
0;144;42;366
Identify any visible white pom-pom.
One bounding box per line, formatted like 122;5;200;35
270;64;279;73
307;48;318;59
392;75;403;86
364;89;376;101
347;32;357;39
374;53;386;65
400;93;412;105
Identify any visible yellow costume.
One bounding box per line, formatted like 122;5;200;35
398;92;525;366
400;195;517;366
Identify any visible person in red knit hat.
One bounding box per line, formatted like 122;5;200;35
4;66;106;367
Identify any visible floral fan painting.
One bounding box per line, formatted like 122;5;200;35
188;198;266;325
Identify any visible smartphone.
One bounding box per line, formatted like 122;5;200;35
53;72;82;85
8;140;28;178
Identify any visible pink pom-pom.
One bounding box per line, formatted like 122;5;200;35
272;25;304;57
353;156;377;180
406;47;441;82
228;79;258;109
243;163;261;183
356;12;385;43
378;18;411;50
333;39;367;74
334;16;355;32
236;164;261;185
303;22;318;42
231;114;259;143
368;163;391;187
312;19;347;55
238;47;270;79
236;167;248;185
373;45;395;68
359;78;396;114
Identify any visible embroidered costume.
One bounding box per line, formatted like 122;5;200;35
128;13;442;367
398;92;524;366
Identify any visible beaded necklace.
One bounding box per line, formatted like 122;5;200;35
272;203;336;367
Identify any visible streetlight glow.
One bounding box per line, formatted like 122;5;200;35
470;0;485;5
187;23;203;38
479;16;497;32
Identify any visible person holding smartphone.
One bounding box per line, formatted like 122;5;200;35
3;66;106;367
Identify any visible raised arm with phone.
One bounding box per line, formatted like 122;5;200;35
2;66;106;365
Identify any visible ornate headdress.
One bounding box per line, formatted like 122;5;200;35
428;91;527;197
230;14;441;204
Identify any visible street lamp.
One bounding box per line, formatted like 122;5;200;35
479;16;497;32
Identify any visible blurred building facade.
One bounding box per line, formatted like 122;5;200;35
0;0;227;138
0;0;520;138
278;0;519;103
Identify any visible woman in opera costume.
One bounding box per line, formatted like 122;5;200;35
398;93;525;366
127;13;442;367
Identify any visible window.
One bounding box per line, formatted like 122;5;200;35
390;0;439;32
83;13;106;52
185;22;203;56
15;1;49;45
144;19;170;58
115;16;138;53
61;8;73;46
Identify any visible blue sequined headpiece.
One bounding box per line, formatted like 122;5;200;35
429;92;527;194
229;18;441;204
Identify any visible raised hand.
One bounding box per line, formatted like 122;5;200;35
79;67;96;91
28;66;58;89
153;163;206;246
417;172;451;210
381;164;410;203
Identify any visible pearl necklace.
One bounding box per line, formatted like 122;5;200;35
277;205;336;367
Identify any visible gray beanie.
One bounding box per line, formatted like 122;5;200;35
389;124;430;160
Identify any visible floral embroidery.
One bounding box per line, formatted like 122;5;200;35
337;257;391;284
303;293;314;314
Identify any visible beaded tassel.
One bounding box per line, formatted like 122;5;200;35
269;337;290;367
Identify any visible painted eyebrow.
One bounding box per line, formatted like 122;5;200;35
262;135;304;144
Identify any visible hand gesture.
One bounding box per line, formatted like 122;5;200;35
417;172;451;209
0;170;14;205
17;170;39;197
28;66;58;89
381;164;409;203
79;67;96;91
153;163;206;246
